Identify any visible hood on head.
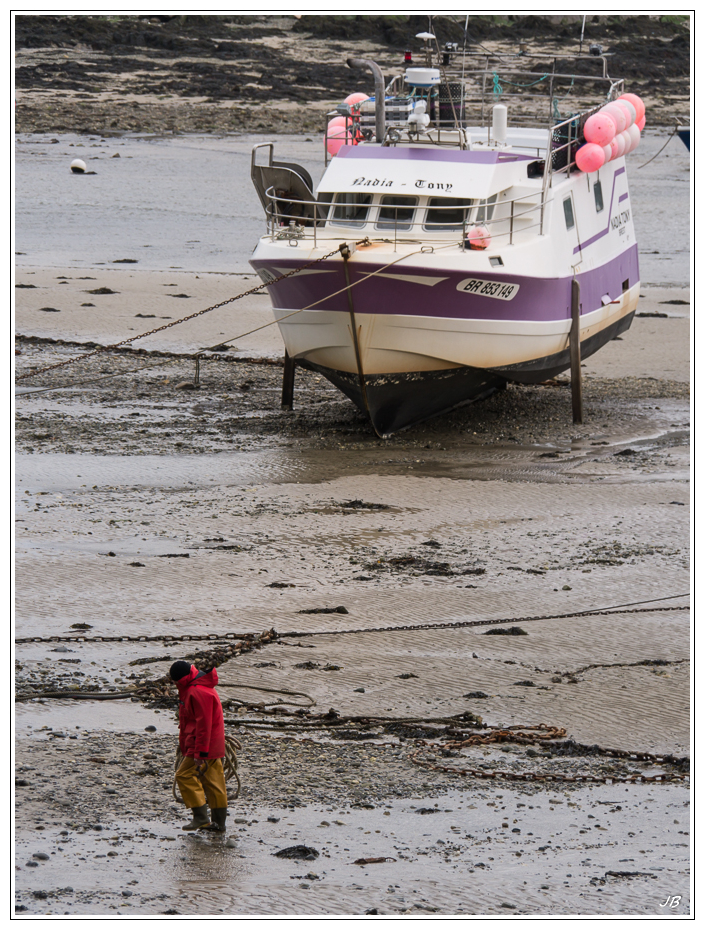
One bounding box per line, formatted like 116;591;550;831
175;665;218;694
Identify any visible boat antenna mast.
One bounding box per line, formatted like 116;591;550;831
461;14;469;86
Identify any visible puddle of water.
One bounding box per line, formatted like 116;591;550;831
14;417;689;496
16;702;177;737
15;450;307;492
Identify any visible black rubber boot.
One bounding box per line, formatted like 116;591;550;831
206;808;227;833
182;805;211;831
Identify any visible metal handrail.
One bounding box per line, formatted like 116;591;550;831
323;54;624;166
540;80;623;212
261;185;547;250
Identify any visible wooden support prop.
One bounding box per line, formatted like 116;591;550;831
570;278;583;424
281;350;296;409
340;244;373;423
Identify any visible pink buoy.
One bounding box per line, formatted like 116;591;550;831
602;103;628;134
602;143;613;164
617;129;633;155
636;115;646;132
614;99;636;128
344;92;369;107
584;112;616;146
612;133;626;158
610;137;621;160
619;93;645;123
326;116;353;156
467;225;492;250
575;142;605;173
626;123;641;152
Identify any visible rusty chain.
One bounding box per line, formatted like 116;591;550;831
15;248;342;382
14;598;689;646
409;724;689;785
228;716;689;785
15;677;689;784
15;631;259;646
281;604;689;640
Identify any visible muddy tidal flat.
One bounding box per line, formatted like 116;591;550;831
15;14;690;136
14;321;691;915
15;14;690;917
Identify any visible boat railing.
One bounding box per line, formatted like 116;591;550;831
261;185;549;250
540;81;622;212
336;55;622;138
325;64;624;221
431;57;620;131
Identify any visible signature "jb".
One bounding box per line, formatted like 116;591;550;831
659;895;682;908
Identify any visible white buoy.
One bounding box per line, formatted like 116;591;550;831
70;159;86;174
491;104;507;144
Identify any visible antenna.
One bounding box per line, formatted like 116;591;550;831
461;14;469;86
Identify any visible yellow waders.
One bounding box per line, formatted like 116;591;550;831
175;757;228;809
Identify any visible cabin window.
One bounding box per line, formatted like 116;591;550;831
563;196;575;230
376;195;418;230
424;197;473;230
594;180;604;213
331;193;372;226
316;192;334;222
476;193;498;223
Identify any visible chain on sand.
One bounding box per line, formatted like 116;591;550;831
13;600;689;646
408;724;689;785
16;608;690;786
221;714;689;786
15;248;341;383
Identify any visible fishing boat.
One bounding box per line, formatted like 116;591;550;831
249;39;644;436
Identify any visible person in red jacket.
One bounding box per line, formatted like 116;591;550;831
170;661;228;833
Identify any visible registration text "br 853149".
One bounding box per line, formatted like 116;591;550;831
457;278;520;300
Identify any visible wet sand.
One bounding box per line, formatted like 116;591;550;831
14;303;690;913
14;266;285;358
15;43;691;907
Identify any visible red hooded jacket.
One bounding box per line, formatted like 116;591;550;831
175;666;225;759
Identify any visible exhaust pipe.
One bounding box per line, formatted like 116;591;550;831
347;58;385;143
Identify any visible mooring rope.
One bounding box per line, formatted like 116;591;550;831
15;240;444;396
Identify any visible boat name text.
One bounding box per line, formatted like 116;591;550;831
350;177;453;191
352;177;394;188
456;278;519;301
414;180;453;191
611;209;630;235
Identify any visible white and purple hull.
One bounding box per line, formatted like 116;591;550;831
250;144;639;435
